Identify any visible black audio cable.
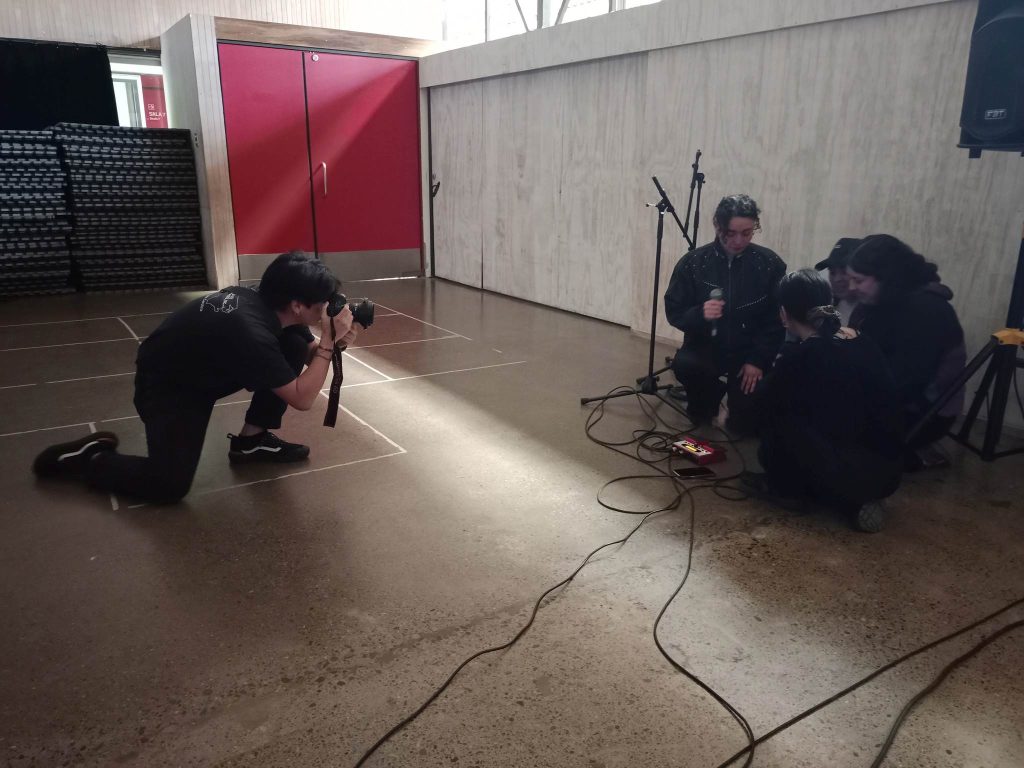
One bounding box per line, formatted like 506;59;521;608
353;386;753;767
714;596;1024;768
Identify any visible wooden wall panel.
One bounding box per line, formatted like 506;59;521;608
1;0;345;49
161;16;239;288
420;0;956;87
0;0;442;50
431;83;485;287
481;70;567;310
432;55;646;324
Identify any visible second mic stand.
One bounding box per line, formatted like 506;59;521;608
581;156;705;414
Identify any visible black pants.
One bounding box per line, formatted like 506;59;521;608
759;423;901;514
671;346;760;431
905;411;955;452
86;327;309;503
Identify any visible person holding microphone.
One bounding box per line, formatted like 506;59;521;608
664;194;786;433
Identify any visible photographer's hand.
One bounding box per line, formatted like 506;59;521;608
320;305;354;345
338;326;359;348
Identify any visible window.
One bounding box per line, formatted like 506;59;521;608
441;0;662;45
108;54;167;128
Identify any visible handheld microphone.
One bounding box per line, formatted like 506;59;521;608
709;288;723;337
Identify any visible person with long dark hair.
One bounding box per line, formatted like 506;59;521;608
847;235;966;468
746;269;903;531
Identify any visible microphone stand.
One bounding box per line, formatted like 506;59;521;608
581;152;705;413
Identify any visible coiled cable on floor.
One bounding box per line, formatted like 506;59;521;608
352;385;754;767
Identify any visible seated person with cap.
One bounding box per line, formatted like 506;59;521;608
815;237;863;326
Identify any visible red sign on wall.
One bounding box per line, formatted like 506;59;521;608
141;74;168;128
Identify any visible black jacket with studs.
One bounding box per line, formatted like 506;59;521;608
664;239;787;371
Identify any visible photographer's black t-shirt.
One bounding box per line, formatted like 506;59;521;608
136;287;303;401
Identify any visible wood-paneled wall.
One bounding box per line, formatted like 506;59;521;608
429;0;1024;425
0;0;441;49
421;0;955;87
161;16;238;288
433;55;646;324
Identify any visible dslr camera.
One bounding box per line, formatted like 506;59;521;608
327;292;375;328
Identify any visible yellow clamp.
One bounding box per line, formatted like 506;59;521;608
993;328;1024;346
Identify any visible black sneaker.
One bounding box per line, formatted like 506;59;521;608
33;431;119;477
853;501;886;533
228;432;309;464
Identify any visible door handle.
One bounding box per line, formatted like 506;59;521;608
321;161;328;196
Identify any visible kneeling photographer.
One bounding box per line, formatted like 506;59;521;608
33;251;372;503
745;269;904;532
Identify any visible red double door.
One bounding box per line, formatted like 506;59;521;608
219;43;422;282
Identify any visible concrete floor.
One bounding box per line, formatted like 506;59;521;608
1;277;1022;768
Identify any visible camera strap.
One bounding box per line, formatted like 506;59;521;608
322;345;345;428
323;321;345;428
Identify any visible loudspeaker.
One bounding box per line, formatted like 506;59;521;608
958;0;1024;155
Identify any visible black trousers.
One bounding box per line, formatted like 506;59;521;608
671;346;760;431
86;327;309;503
759;430;901;514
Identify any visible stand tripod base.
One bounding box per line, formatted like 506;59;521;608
914;329;1024;461
951;330;1024;461
580;381;693;421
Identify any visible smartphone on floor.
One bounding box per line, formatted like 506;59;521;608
673;466;716;479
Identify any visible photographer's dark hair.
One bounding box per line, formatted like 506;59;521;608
848;234;939;303
257;251;339;311
778;268;842;337
713;194;761;230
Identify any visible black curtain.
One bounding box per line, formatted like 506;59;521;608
0;40;118;129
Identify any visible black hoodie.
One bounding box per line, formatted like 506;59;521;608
854;281;965;414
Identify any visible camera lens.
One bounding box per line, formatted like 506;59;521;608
350;299;374;328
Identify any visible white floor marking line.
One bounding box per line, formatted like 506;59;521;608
317;393;407;454
373;302;471;340
0;337;135;353
89;422;119;511
351;334;459;350
117;317;141;343
493;348;504;354
47;371;135;385
8;361;527;439
330;359;528;390
0;421;94;439
126;451;407;508
0;371;134;389
342;351;394;381
0;311;170;328
101;397;253;424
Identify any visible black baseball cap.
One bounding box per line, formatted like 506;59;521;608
815;237;863;271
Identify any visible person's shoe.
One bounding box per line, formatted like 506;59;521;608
33;431;119;477
667;385;689;402
853;501;886;533
228;431;310;464
915;443;951;470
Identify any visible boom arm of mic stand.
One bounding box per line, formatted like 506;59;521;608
651;176;693;250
